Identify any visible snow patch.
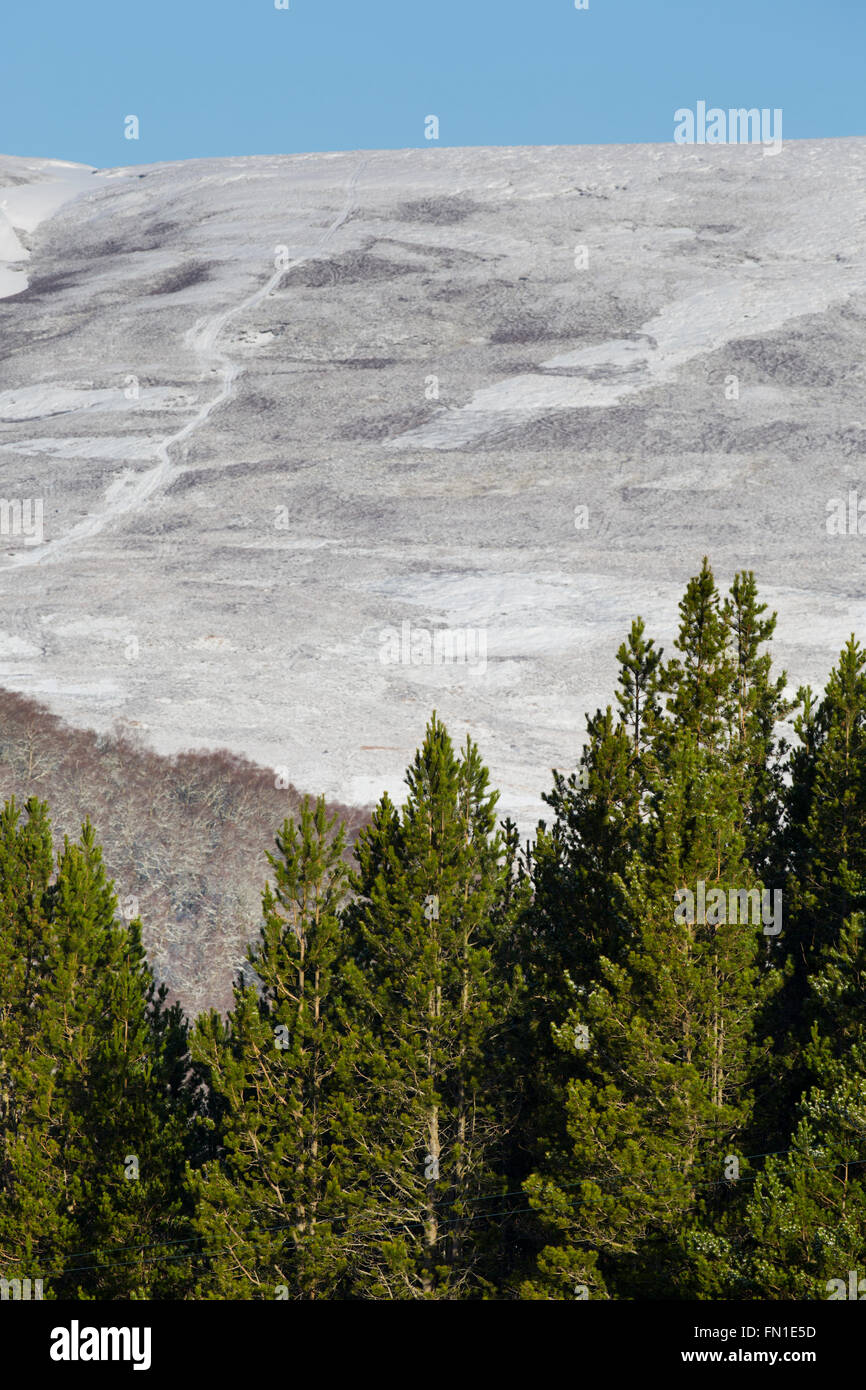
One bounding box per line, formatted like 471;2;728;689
0;631;40;658
0;384;197;422
0;158;97;301
0;436;162;461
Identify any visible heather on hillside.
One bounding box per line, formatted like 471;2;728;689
0;692;365;1015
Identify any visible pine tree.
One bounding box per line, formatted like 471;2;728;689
340;714;515;1298
661;557;736;754
0;799;68;1293
0;804;192;1299
615;616;664;763
723;571;791;877
523;738;778;1297
189;795;354;1299
510;622;664;1215
786;637;866;969
728;915;866;1298
766;638;866;1151
523;563;785;1299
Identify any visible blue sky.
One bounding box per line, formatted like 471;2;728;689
1;0;862;167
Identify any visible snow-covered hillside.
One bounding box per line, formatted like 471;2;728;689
0;158;96;298
1;141;865;828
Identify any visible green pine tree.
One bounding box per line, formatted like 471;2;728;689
341;714;516;1298
189;795;354;1299
0;803;192;1300
727;914;866;1298
523;563;785;1299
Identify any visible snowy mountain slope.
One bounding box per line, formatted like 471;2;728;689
0;157;98;298
0;141;865;828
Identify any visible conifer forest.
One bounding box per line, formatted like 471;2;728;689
2;559;864;1301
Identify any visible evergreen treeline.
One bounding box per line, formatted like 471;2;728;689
2;559;865;1300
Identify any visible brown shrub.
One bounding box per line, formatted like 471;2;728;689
0;688;368;1018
